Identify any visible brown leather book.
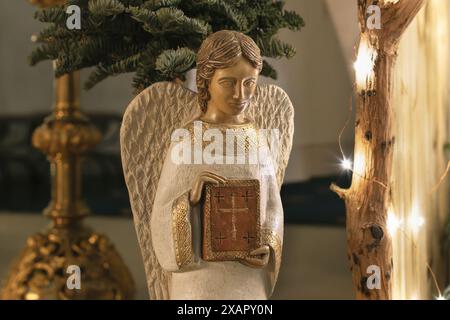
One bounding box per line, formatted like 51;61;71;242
202;179;261;261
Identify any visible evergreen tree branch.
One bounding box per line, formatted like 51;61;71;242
30;0;304;92
88;0;126;16
155;47;196;79
261;60;277;79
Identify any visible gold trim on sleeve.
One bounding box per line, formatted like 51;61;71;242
172;193;194;269
262;228;282;282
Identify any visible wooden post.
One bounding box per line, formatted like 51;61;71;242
331;0;426;300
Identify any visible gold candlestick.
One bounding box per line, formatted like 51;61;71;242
1;70;134;300
1;0;134;298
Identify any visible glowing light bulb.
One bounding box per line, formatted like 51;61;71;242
354;40;377;89
353;152;365;176
409;202;425;233
387;209;402;236
340;158;353;171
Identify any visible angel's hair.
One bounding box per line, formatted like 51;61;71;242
196;30;263;112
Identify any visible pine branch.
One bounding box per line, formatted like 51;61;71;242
186;0;249;30
261;60;277;79
85;52;143;89
29;43;60;65
143;0;182;10
34;7;66;24
155;47;196;79
283;10;305;31
152;7;210;36
127;6;157;24
88;0;126;16
30;0;304;92
257;36;296;59
35;24;79;43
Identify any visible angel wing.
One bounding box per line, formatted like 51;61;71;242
250;84;295;188
120;81;294;300
120;82;199;299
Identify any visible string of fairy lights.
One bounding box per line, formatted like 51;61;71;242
336;33;450;300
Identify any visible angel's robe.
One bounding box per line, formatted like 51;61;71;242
151;120;283;300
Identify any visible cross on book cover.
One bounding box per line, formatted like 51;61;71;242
202;179;261;261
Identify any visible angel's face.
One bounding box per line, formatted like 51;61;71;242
206;56;259;120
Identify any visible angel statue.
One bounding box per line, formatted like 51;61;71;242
121;30;294;300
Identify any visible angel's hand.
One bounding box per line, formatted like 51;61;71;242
189;171;227;205
239;245;270;269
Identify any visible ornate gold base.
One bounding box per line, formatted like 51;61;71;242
1;222;135;300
